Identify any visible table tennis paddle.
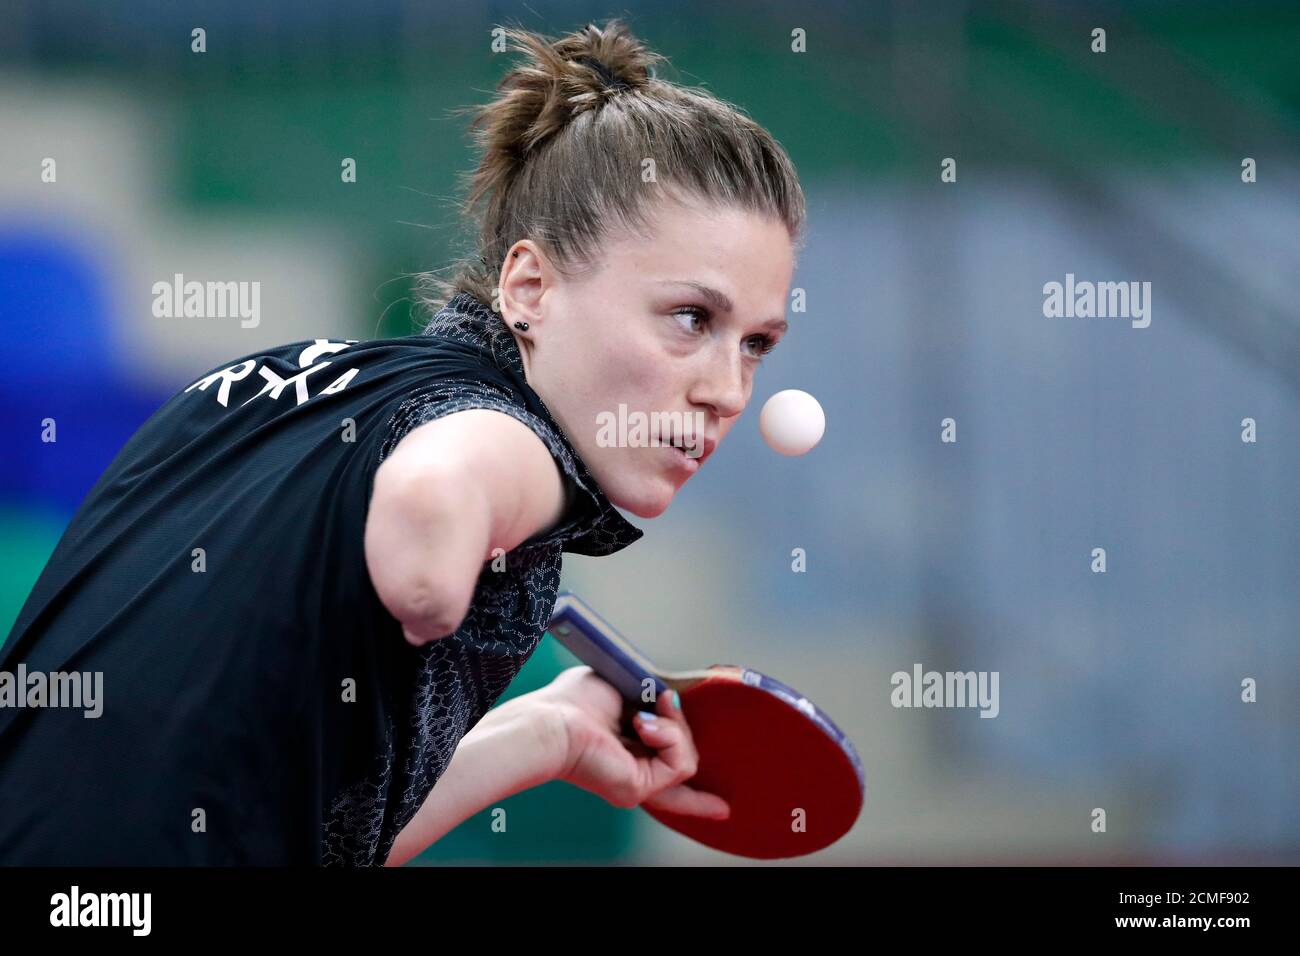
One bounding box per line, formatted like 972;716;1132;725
545;591;865;859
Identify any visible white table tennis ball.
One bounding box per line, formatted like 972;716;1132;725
759;389;825;456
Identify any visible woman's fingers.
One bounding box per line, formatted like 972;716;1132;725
631;704;731;819
616;728;655;760
642;783;731;820
626;692;712;796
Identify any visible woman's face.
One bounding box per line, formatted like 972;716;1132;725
498;200;795;519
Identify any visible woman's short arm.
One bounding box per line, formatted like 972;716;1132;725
364;409;566;644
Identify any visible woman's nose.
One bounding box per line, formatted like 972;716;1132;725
691;349;747;419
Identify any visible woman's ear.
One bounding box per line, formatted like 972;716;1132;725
498;242;548;327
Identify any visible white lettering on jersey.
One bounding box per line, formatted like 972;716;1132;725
240;361;335;407
298;339;355;368
319;368;359;395
183;359;258;408
186;339;360;410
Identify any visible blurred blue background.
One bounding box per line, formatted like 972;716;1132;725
1;0;1296;863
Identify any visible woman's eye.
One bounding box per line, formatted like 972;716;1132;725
673;308;778;361
744;335;778;360
672;307;708;334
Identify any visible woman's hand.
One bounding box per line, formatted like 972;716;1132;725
530;665;731;821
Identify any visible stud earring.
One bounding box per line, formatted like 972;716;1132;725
513;321;529;331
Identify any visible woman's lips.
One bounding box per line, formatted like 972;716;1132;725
652;431;715;464
664;443;701;474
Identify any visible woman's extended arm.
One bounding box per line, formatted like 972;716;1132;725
384;695;565;867
383;667;729;867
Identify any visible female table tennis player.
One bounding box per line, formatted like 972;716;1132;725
0;20;803;866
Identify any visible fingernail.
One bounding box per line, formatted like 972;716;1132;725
671;690;681;711
637;710;659;723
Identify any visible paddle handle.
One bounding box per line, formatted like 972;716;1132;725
546;592;671;707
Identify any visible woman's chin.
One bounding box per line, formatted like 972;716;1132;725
609;478;676;519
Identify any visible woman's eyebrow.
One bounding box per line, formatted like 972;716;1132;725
656;279;788;332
